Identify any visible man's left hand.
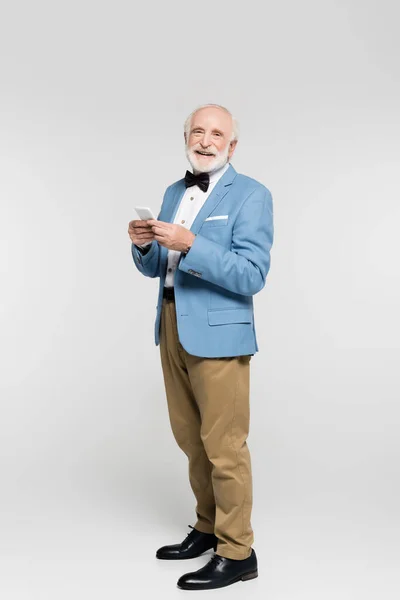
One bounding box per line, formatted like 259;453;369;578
147;220;195;253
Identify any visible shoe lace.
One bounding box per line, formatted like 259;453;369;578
209;554;224;567
182;525;195;544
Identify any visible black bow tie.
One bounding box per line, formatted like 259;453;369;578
184;170;210;193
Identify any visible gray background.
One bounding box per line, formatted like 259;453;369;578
1;1;399;598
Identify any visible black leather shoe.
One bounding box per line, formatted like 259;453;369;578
156;525;218;560
177;548;258;590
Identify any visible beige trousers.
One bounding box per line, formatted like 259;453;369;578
159;296;254;560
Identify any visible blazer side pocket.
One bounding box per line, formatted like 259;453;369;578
208;308;252;325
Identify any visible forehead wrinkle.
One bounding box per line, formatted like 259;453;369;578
191;114;232;137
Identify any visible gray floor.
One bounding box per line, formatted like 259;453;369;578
1;472;397;600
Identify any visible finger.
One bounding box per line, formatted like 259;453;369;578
154;236;165;247
147;219;168;229
154;234;168;244
130;224;152;233
151;226;169;238
136;232;155;241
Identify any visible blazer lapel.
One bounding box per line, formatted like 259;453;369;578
190;163;237;235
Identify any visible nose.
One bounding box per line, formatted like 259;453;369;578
200;132;211;148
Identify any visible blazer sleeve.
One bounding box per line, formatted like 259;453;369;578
178;185;273;296
131;185;172;278
131;239;161;278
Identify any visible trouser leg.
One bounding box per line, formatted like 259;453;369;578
159;298;215;533
184;351;254;560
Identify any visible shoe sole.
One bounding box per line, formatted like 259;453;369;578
241;569;258;581
156;545;218;560
177;569;259;590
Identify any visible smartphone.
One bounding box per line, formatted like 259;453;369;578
134;206;156;220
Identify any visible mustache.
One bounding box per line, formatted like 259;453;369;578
189;144;218;156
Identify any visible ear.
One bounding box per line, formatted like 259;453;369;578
184;132;187;144
228;139;238;158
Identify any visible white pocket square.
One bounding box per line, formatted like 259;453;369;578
204;215;228;221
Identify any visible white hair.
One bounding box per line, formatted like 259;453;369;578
184;104;239;142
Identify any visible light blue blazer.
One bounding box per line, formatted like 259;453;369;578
131;164;274;358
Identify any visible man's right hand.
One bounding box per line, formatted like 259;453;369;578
128;220;155;245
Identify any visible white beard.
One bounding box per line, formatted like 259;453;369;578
185;142;230;174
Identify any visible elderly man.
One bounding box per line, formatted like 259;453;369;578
128;104;273;590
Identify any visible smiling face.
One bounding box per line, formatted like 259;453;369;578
184;107;238;174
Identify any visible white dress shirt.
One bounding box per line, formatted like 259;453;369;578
138;161;230;288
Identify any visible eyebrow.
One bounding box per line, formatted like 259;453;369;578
191;127;225;135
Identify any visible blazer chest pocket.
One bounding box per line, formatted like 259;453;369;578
201;215;229;228
208;308;252;326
